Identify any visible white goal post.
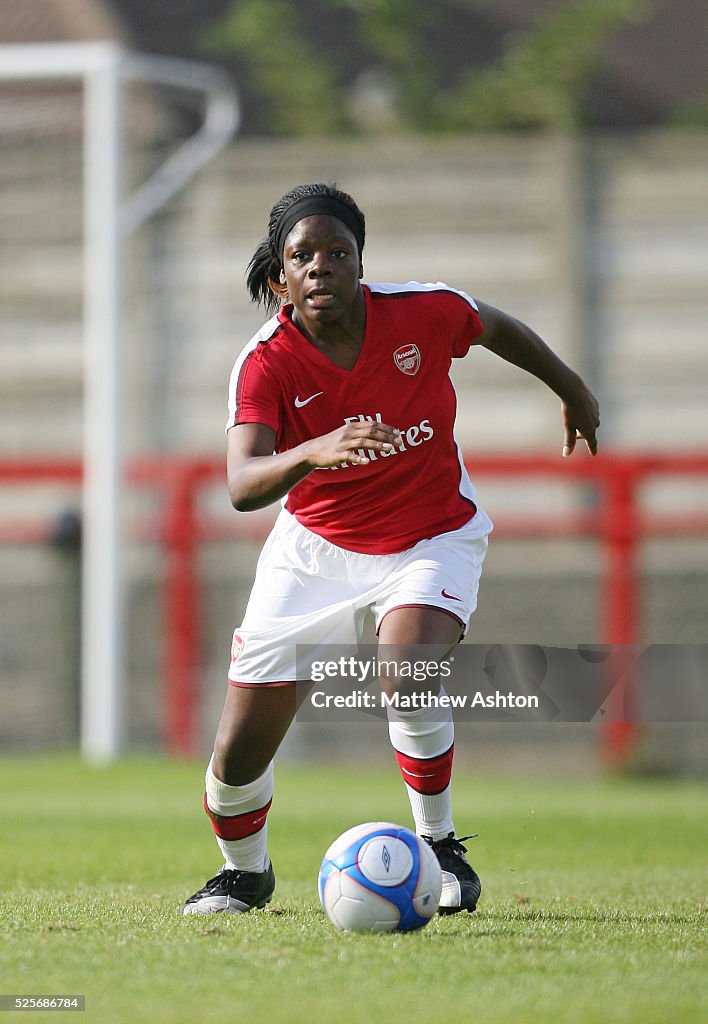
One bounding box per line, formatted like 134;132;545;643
0;42;240;761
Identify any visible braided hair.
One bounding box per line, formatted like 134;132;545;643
246;182;366;316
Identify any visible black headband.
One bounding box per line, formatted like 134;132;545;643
274;195;365;261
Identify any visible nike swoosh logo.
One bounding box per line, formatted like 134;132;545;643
401;767;436;779
294;392;324;408
441;588;463;602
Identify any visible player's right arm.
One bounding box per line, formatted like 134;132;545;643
227;421;401;511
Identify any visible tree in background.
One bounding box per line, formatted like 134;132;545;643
440;0;650;130
202;0;651;135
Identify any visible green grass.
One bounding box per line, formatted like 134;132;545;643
0;755;706;1024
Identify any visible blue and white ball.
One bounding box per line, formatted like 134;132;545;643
318;822;442;933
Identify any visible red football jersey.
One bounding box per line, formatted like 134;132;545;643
226;282;486;554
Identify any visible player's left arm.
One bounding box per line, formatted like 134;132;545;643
473;299;600;457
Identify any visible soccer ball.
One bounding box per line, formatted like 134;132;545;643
318;822;443;933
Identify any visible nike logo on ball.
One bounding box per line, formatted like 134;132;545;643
294;392;324;408
441;588;463;602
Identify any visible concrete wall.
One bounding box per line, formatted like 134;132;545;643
1;131;707;761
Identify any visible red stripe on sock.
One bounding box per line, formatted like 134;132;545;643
203;793;273;840
393;743;454;795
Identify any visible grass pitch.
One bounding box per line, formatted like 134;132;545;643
0;754;705;1024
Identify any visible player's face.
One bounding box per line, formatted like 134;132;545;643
280;215;363;331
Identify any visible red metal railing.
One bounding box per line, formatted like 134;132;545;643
2;452;707;761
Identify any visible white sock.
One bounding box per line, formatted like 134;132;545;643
387;696;456;841
404;783;454;842
204;757;273;872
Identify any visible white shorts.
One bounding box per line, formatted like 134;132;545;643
228;507;492;686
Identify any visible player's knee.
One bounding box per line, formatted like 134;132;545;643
211;736;263;787
378;642;452;701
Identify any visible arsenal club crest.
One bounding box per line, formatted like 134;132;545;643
393;344;421;375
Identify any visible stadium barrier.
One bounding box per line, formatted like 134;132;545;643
1;453;707;761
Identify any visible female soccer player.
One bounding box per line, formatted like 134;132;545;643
183;182;599;916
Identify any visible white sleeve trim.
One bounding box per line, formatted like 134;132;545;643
225;314;282;433
366;280;478;311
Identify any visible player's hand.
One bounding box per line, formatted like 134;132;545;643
304;422;402;468
561;380;600;457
